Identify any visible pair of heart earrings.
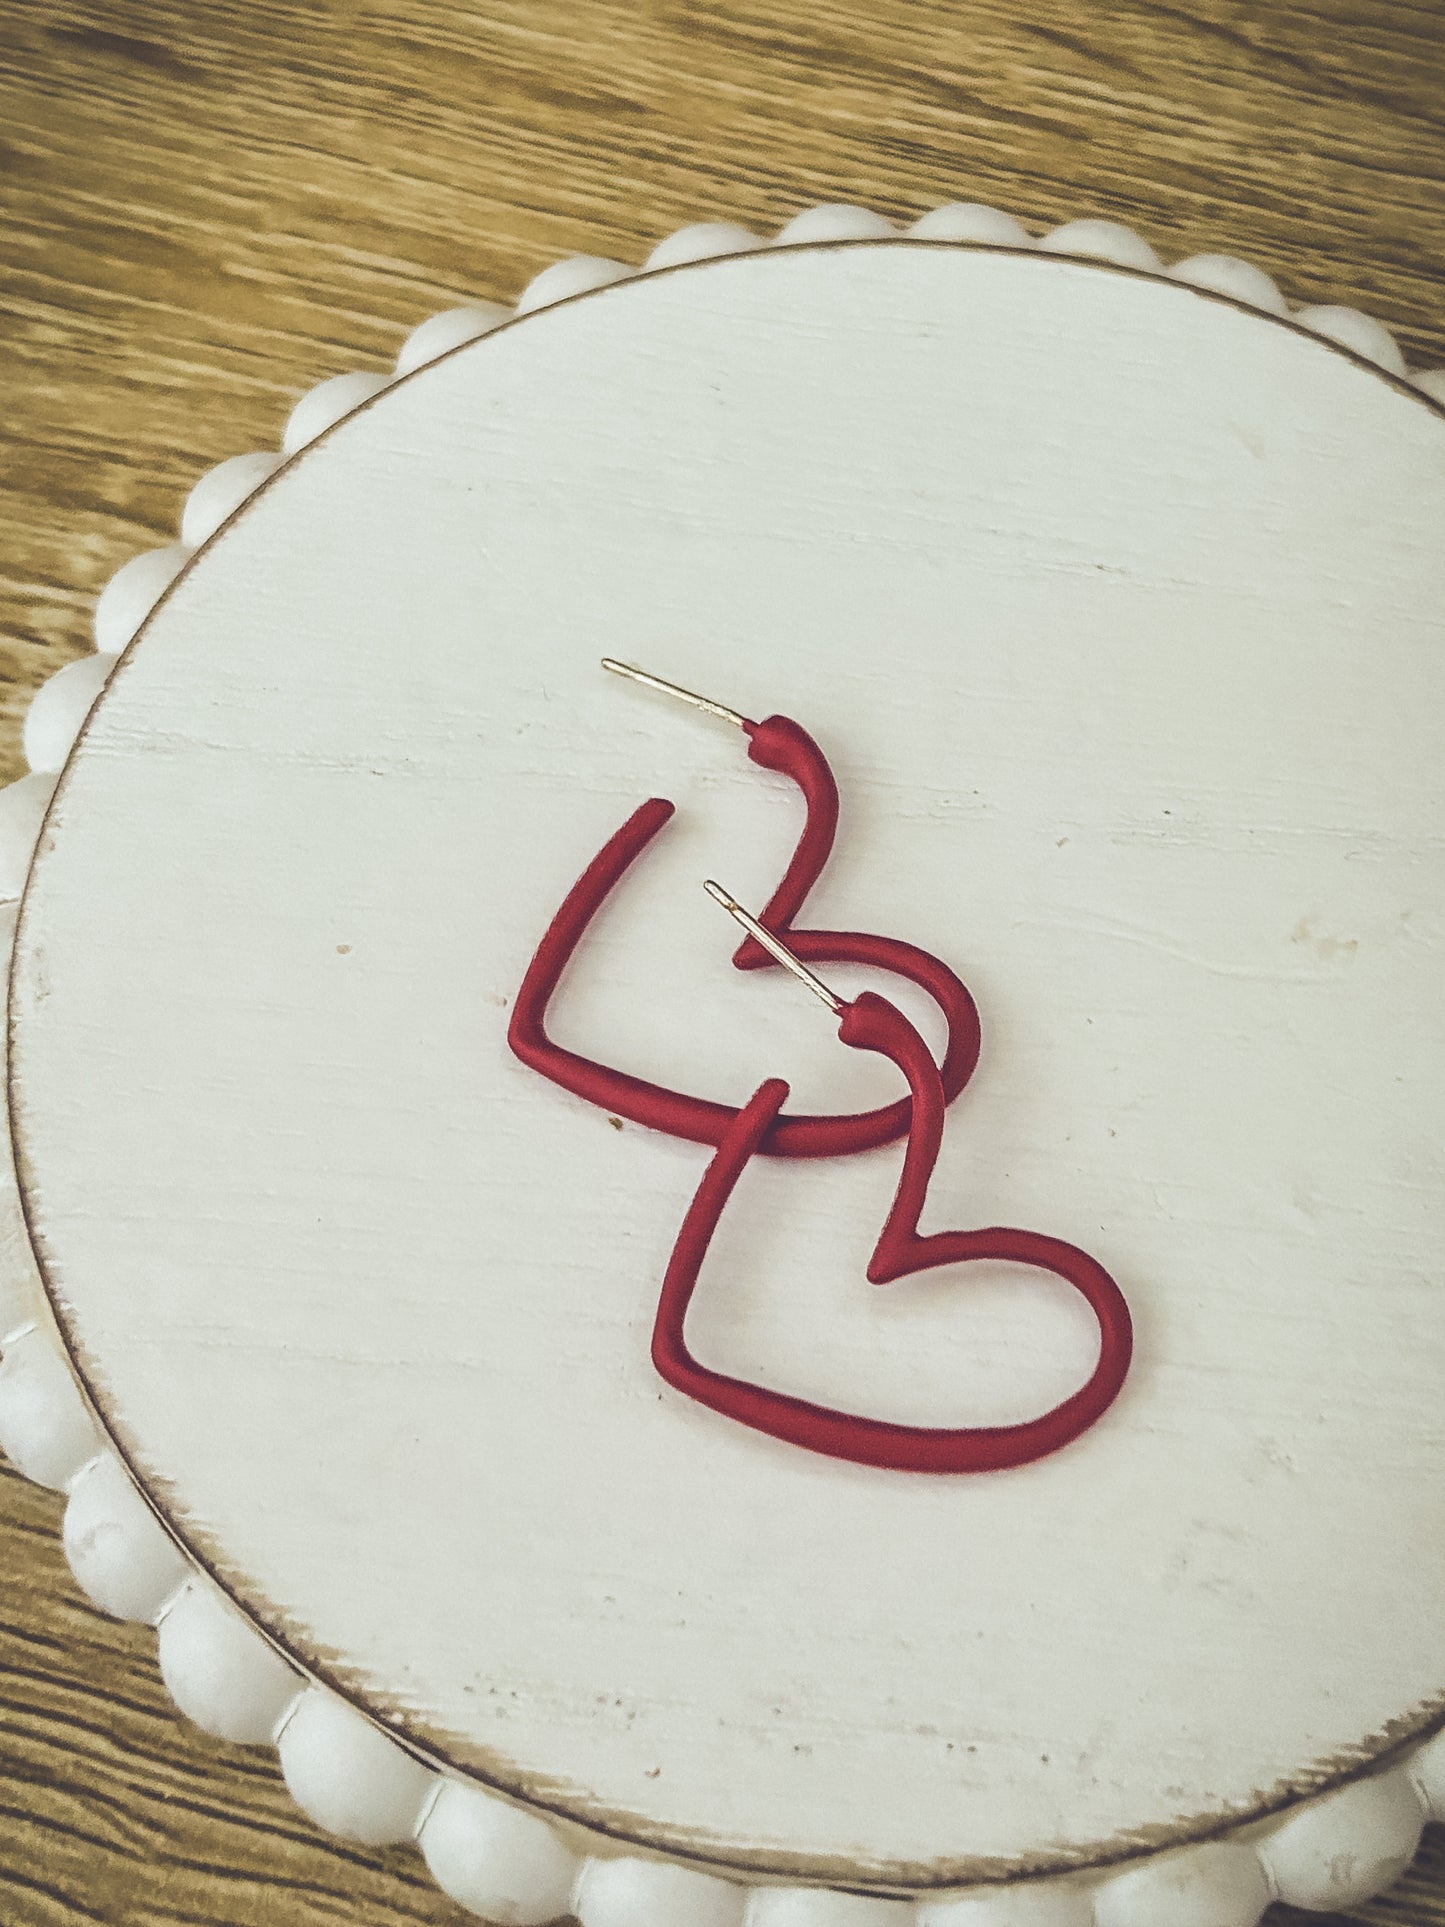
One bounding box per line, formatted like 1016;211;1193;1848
509;660;1133;1473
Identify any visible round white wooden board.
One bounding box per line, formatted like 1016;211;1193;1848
10;242;1445;1890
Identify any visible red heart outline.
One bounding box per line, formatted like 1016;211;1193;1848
650;991;1133;1473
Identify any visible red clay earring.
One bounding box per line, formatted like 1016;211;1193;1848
649;885;1133;1474
508;662;981;1159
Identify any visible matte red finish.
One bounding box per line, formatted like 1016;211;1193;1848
731;715;839;971
509;709;1132;1468
650;991;1133;1473
507;717;980;1157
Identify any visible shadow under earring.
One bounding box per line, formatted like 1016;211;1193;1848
648;886;1134;1474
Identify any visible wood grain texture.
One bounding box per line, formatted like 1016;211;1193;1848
0;0;1441;1922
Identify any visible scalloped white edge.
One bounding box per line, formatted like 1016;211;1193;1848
1;201;1443;1927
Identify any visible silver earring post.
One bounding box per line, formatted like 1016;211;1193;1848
703;881;844;1015
601;658;748;732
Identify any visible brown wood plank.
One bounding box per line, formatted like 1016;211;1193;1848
0;1;1441;1920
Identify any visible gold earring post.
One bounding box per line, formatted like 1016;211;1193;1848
601;658;748;732
703;881;845;1015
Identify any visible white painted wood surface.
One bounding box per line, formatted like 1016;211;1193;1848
9;242;1445;1889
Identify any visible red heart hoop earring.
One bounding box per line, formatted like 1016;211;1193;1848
508;662;981;1159
649;885;1134;1474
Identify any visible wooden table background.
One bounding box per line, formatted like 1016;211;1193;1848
1;1;1443;1921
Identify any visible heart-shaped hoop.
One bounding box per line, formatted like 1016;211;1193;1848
508;786;982;1159
650;990;1133;1472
